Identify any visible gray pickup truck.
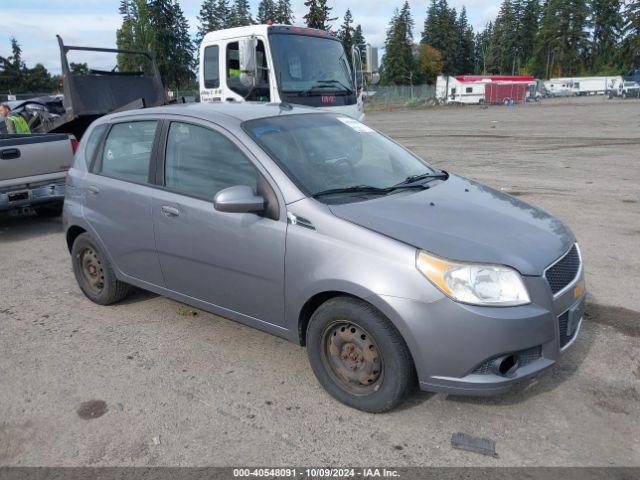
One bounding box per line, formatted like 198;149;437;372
0;133;76;216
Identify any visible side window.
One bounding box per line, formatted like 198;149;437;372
226;40;270;102
99;121;157;183
84;124;108;168
203;45;219;88
165;122;258;199
465;87;473;93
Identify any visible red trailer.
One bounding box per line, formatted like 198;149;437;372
484;83;527;104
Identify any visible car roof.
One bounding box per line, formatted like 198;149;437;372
104;102;326;125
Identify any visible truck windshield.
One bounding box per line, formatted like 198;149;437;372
269;34;356;107
244;113;440;202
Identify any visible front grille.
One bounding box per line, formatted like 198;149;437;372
558;311;579;348
545;244;580;294
472;345;542;375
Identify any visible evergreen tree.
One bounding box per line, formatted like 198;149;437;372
624;0;640;68
116;0;154;73
456;7;475;73
591;0;623;70
304;0;337;30
150;0;195;88
518;0;540;69
197;0;231;42
275;0;294;24
257;0;277;23
491;0;519;73
421;0;460;73
338;9;355;66
229;0;253;27
381;2;417;85
531;0;589;77
474;23;494;73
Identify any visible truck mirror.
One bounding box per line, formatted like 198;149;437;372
352;46;364;90
239;37;258;88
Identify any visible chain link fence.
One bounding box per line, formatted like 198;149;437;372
363;84;437;110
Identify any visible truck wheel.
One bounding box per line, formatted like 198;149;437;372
306;297;415;413
71;233;132;305
34;202;63;217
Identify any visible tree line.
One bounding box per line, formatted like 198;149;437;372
381;0;640;85
3;0;639;94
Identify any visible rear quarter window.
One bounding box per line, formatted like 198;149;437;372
99;121;157;184
83;124;108;169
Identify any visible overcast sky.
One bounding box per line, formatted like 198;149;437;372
1;0;500;74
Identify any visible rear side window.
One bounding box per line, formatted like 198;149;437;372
83;124;108;168
164;122;257;199
203;46;219;88
100;121;157;183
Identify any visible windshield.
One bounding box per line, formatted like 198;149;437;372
244;114;440;202
269;34;356;107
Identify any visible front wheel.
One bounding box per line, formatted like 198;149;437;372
306;297;415;412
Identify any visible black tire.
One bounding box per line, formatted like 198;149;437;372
71;232;132;305
34;202;63;217
306;297;415;413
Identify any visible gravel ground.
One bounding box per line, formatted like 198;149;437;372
1;96;639;467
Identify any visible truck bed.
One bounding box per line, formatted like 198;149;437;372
0;133;74;213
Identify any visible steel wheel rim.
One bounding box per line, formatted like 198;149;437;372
78;247;104;294
320;320;384;396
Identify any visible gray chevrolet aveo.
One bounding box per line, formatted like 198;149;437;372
64;103;586;412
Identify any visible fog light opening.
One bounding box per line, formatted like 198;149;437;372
492;354;520;377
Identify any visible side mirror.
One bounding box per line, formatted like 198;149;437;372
214;185;265;214
352;46;364;90
239;37;257;88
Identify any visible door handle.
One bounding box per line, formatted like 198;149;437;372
0;148;20;160
87;185;100;194
161;205;180;217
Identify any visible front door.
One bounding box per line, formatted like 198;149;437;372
83;119;164;285
152;120;286;326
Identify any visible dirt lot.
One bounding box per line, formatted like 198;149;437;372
1;96;639;467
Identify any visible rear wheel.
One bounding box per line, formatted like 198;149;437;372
306;297;415;413
71;233;132;305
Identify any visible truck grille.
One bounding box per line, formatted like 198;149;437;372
545;244;580;294
472;345;542;375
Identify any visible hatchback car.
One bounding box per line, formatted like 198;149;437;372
64;103;586;412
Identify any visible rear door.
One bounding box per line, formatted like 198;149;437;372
151;118;286;326
82;118;164;285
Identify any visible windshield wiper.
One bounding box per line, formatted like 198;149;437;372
316;79;354;94
312;183;428;199
296;80;354;97
393;171;448;187
312;185;389;198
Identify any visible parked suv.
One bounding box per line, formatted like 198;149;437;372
64;103;586;412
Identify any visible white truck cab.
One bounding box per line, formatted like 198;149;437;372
198;25;378;121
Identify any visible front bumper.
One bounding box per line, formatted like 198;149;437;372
375;272;586;396
0;179;66;212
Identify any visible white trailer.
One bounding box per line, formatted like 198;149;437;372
198;25;379;121
568;76;622;95
545;76;623;96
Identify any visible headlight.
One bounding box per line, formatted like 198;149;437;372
416;250;530;306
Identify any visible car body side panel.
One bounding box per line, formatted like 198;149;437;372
82;173;164;285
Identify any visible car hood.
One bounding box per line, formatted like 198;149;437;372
328;174;574;275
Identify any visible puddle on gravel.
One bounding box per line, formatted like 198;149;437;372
77;400;108;420
585;303;640;338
